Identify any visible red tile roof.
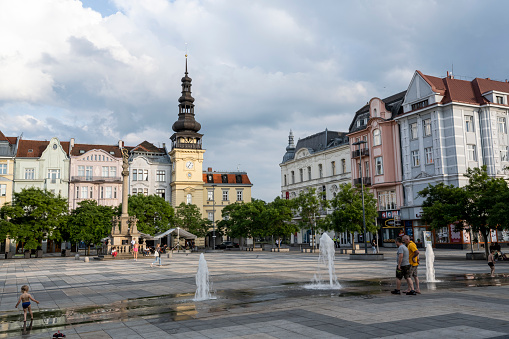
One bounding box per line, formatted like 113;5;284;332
0;131;17;144
17;140;70;158
130;141;165;154
202;173;252;185
70;144;122;157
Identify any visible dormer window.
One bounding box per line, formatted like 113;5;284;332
110;151;115;155
411;99;428;111
496;96;504;104
207;174;213;183
221;174;228;183
79;150;85;154
28;149;33;153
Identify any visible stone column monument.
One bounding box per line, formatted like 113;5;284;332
109;147;139;254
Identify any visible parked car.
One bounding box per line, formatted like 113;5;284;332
215;241;239;249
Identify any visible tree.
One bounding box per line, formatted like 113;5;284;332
324;183;377;250
265;197;298;248
174;202;211;238
0;188;68;251
419;166;509;258
218;199;268;248
292;188;329;250
120;194;175;235
66;200;117;255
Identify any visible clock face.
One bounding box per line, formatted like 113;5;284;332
186;161;194;169
187;172;192;179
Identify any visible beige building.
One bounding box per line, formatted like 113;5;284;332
0;131;18;210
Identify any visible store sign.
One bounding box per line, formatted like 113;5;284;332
450;224;461;243
385;219;395;226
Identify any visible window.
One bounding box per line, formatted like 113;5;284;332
80;186;88;199
284;175;287;186
0;184;6;196
78;166;85;177
341;159;346;173
132;188;137;195
110;167;116;177
318;164;323;178
373;129;381;146
89;187;93;199
114;187;117;199
307;166;311;180
410;123;418;139
156;189;165;199
102;166;109;177
76;187;79;199
498;117;507;134
501;146;509;162
299;169;303;182
467;144;477;161
411;99;428;110
291;171;295;184
105;187;112;199
144;188;148;196
321;185;326;200
86;166;93;180
222;190;229;201
156;170;166;182
331;161;336;175
100;187;104;199
143;170;148;181
237;190;243;201
378;191;396;211
208;212;214;221
207;190;213;201
0;164;6;174
375;157;383;175
365;161;369;176
465;115;474;132
496;96;504;104
186;194;192;204
425;147;433;164
25;168;34;180
133;169;137;181
411;150;420;166
423;119;432;137
48;169;60;179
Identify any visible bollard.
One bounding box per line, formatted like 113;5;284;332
75;254;80;260
84;257;89;263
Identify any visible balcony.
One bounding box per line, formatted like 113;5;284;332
353;177;371;186
172;142;202;150
71;176;122;183
351;148;369;158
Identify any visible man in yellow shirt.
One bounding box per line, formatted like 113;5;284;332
403;235;420;294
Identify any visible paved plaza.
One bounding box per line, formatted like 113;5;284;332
1;249;509;338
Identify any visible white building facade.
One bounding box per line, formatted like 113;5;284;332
280;130;351;245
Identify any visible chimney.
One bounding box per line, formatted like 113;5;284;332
118;140;124;148
208;167;212;172
70;138;75;148
447;71;449;77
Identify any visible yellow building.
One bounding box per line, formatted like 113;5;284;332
0;132;18;209
169;58;253;247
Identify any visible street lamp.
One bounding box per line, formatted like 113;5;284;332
352;140;368;254
212;184;216;250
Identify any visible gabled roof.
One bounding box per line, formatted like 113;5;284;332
130;141;165;154
0;131;17;145
71;144;122;157
202;172;252;185
17;139;70;158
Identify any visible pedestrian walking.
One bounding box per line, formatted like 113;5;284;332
133;241;138;261
391;237;416;295
371;238;377;254
403;235;420;294
15;285;39;322
151;244;162;267
488;250;496;277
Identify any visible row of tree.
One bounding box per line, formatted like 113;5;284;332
0;188;211;252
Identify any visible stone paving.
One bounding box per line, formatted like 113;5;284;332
1;249;509;338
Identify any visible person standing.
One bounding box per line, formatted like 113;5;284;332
150;244;162;267
15;285;39;322
403;235;420;294
133;241;138;261
391;237;415;295
488;250;496;277
371;238;377;254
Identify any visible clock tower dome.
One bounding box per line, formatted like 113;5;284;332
169;56;205;211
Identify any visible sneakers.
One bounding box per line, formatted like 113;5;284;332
390;289;401;295
406;290;417;295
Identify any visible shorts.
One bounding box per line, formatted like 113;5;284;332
22;302;31;309
488;262;494;268
134;248;138;252
396;265;410;280
409;265;418;277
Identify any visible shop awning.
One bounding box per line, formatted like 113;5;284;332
153;228;197;240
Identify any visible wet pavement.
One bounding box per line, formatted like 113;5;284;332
1;250;509;338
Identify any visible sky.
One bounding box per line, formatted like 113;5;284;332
1;0;509;202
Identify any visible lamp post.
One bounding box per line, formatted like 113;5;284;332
352;140;368;254
212;184;216;250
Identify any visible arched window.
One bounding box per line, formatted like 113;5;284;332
373;129;381;146
186;194;192;204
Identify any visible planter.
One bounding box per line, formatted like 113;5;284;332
35;250;43;258
349;253;384;261
61;249;71;257
24;251;30;259
5;252;13;259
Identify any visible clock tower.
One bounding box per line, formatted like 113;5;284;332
169;56;205;212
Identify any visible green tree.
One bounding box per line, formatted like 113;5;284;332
325;183;378;250
174;202;211;238
265;197;298;248
0;188;68;251
66;200;117;255
419;166;509;258
120;194;175;235
292;188;329;250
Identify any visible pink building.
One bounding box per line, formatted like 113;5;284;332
348;91;406;246
68;140;124;210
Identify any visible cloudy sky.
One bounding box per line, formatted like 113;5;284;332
1;0;509;201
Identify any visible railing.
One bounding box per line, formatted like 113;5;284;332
351;148;369;158
353;177;371;186
172;142;202;150
71;176;122;182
